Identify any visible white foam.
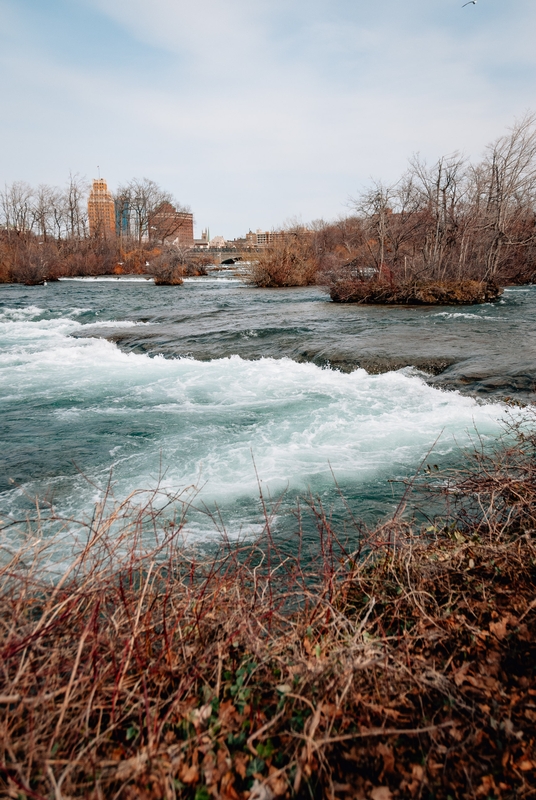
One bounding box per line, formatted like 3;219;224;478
432;311;503;320
85;319;151;329
0;305;45;322
1;305;530;535
183;277;244;284
59;276;154;283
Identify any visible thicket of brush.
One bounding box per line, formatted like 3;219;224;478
0;231;211;286
246;232;318;288
1;418;535;799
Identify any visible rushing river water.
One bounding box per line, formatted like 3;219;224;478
1;276;535;548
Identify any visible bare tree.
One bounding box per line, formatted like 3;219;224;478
115;178;192;247
32;184;63;242
63;173;88;239
0;181;34;233
408;152;467;279
353;180;394;270
115;178;169;246
478;113;536;277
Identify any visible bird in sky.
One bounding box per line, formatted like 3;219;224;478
462;1;477;6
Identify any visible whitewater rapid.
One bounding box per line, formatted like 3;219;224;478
1;294;523;544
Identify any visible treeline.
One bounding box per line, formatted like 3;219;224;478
0;175;202;284
249;115;536;301
3;116;536;296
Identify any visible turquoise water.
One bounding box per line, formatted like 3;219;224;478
1;278;534;549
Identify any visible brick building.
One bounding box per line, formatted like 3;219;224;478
149;202;194;246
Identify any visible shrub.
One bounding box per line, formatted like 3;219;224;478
247;232;319;287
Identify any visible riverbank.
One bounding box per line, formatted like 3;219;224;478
1;419;535;799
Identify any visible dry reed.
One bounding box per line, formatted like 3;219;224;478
1;421;535;799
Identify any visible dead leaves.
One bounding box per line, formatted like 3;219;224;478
189;702;213;732
370;787;392;800
178;762;199;785
376;742;395;779
489;613;517;640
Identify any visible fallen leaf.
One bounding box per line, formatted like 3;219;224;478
220;771;240;800
249;779;275;800
449;725;464;742
234;752;249;779
454;662;470;686
370;787;392;800
179;763;199;785
489;617;509;640
376;743;395;777
190;703;212;731
476;775;498;796
267;766;288;797
115;752;149;781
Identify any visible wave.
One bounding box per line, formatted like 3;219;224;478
431;311;504;320
1;310;522;518
2;292;533;545
183;277;244;284
0;305;46;322
0;307;149;347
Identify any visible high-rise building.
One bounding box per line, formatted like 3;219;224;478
87;179;116;238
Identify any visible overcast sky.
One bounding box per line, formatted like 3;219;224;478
1;0;535;238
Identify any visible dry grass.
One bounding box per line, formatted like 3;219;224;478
1;422;535;799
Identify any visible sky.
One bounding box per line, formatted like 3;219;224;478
1;0;535;238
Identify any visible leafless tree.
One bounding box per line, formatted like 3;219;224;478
115;178;192;246
353;180;394;270
0;181;34;233
407;152;467;279
31;184;63;242
63;173;88;239
477;113;536;277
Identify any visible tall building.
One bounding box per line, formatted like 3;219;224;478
87;179;116;238
115;196;130;237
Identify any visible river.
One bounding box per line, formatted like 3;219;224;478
1;276;534;549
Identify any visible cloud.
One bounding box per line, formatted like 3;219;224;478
1;0;536;235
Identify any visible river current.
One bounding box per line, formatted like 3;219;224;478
1;276;535;547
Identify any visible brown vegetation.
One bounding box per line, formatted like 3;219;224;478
330;277;503;305
340;114;535;284
246;229;318;288
0;175;196;285
151;246;211;285
1;419;535;799
247;115;536;299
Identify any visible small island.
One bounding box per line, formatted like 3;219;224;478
329;277;503;305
